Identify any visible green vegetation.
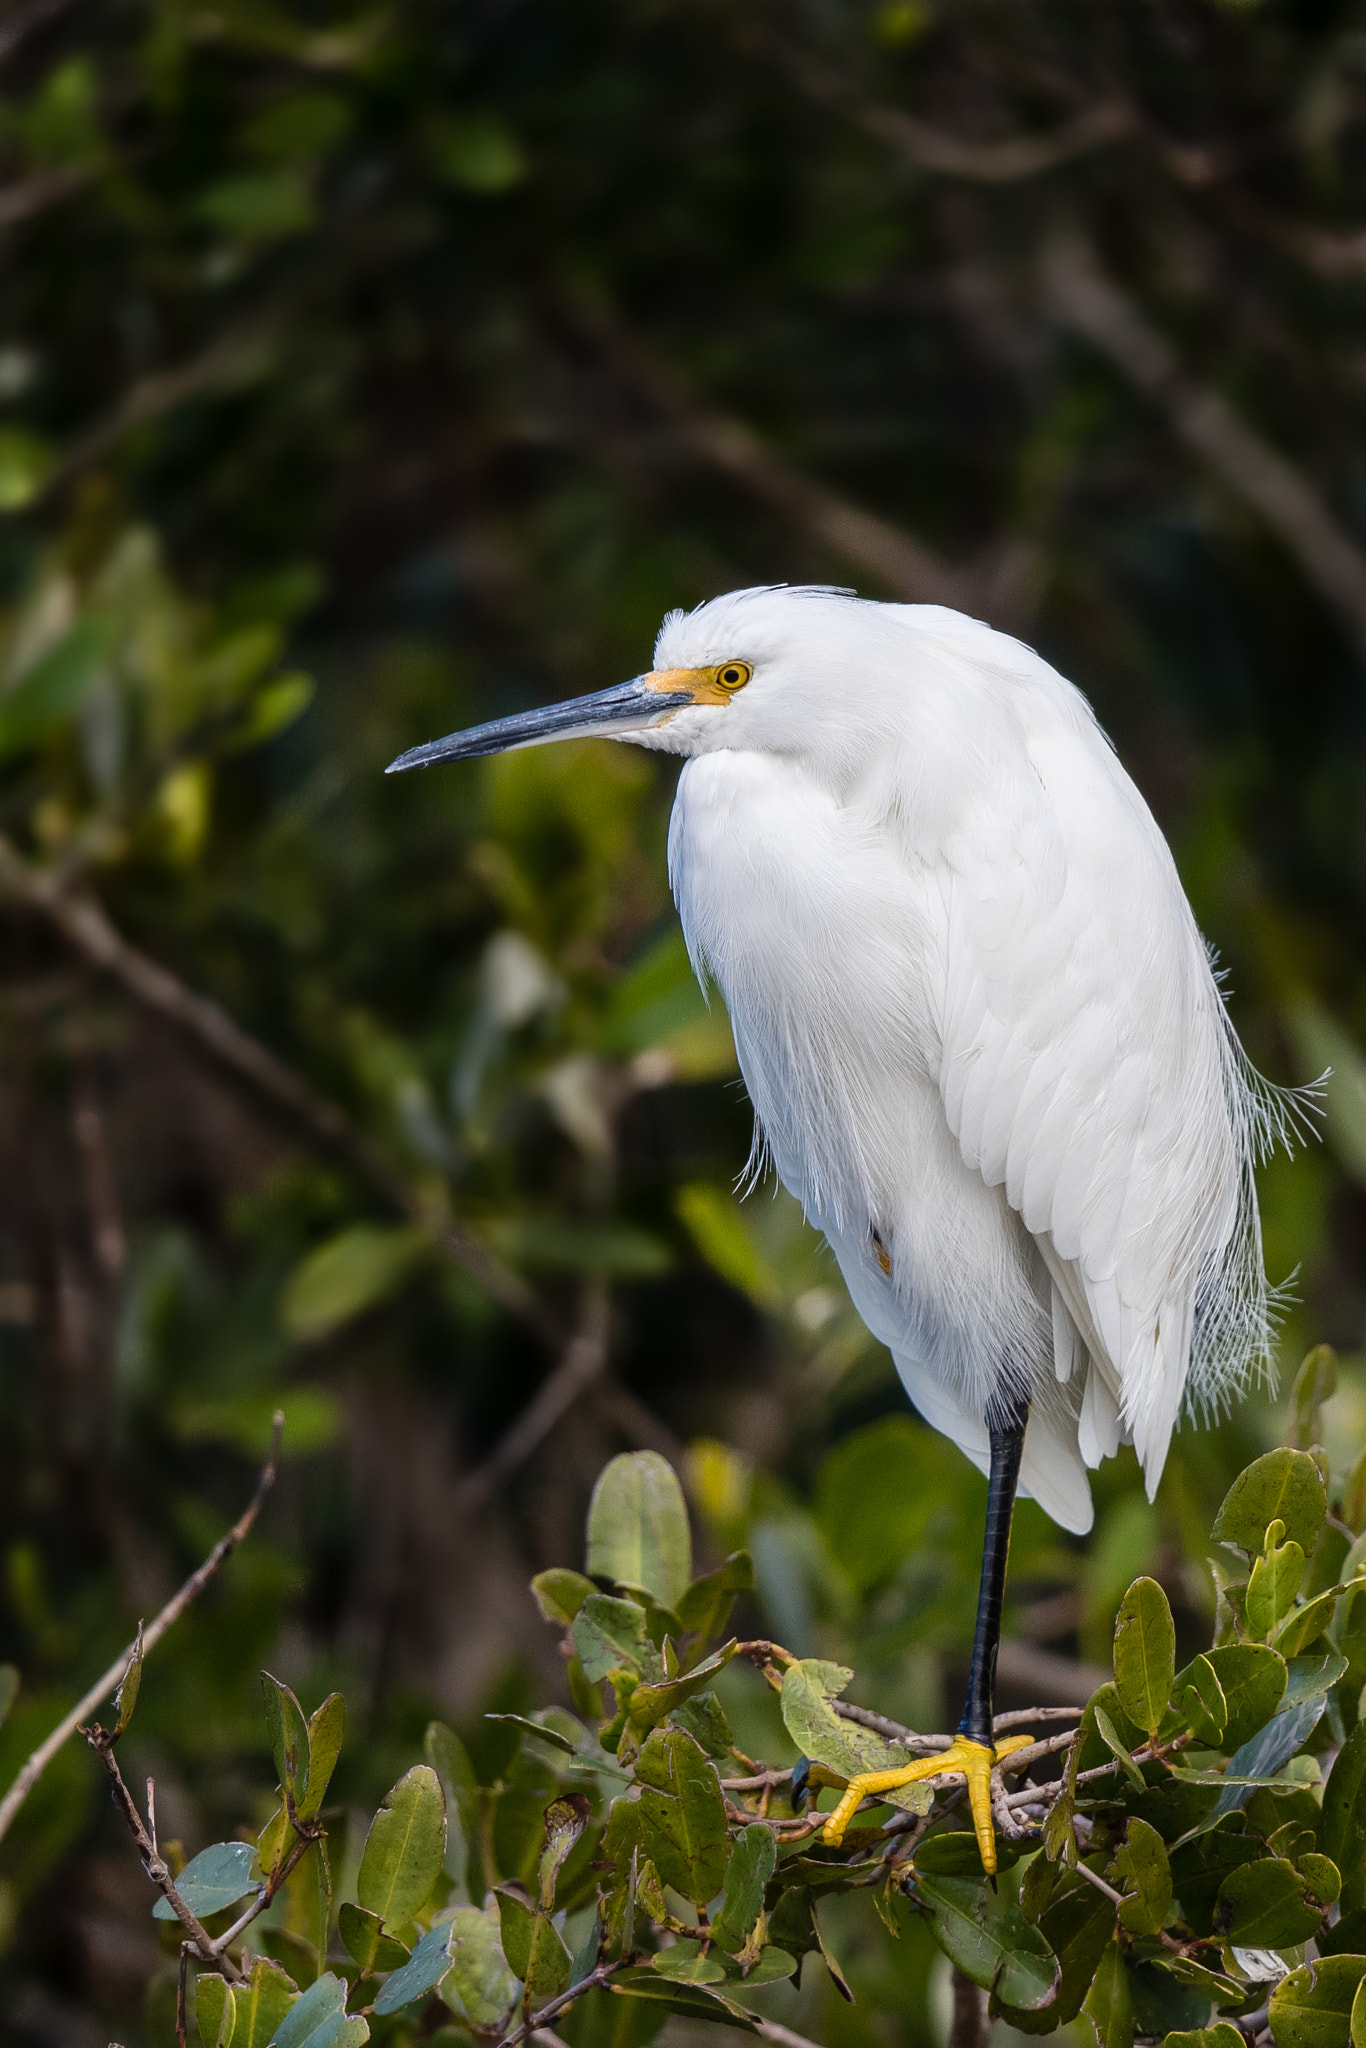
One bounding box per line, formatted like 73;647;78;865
2;3;1366;2041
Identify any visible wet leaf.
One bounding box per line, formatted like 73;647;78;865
152;1839;256;1921
586;1453;692;1606
1213;1449;1327;1559
1270;1955;1366;2048
357;1764;446;1929
914;1871;1059;2010
440;1902;519;2030
1114;1577;1174;1738
375;1920;460;2015
634;1727;728;1906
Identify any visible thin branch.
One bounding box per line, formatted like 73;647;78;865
754;27;1135;184
0;835;548;1338
832;1701;953;1756
455;1283;610;1514
753;2021;831;2048
497;1962;623;2048
993;1705;1084;1729
82;1733;245;1983
563;297;980;614
0;162;97;229
0;1412;283;1844
1073;1856;1125;1908
1040;231;1366;657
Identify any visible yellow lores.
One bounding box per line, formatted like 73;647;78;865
821;1733;1035;1874
644;661;752;706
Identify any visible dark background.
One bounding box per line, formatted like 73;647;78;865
0;1;1363;2038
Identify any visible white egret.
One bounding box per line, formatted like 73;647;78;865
389;584;1290;1870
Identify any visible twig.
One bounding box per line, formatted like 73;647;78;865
1073;1857;1125;1908
0;836;548;1338
497;1962;623;2048
455;1284;610;1514
0;1412;284;1844
993;1706;1084;1729
1041;231;1366;658
753;2021;831;2048
832;1701;953;1756
82;1734;244;1982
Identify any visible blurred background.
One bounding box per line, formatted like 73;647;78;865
1;0;1366;2040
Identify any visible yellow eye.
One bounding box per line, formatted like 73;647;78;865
716;661;751;692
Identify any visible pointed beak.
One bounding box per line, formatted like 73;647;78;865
385;671;698;774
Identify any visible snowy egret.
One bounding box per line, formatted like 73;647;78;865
389;585;1287;1870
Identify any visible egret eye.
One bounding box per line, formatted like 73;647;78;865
716;661;751;692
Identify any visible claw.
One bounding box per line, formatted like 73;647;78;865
821;1732;1034;1874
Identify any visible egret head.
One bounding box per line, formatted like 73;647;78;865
385;584;924;774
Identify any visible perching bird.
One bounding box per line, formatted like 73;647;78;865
388;584;1290;1870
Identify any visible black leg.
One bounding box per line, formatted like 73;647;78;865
957;1387;1031;1747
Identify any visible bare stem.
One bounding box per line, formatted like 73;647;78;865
0;1412;284;1844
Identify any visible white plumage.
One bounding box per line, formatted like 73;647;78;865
632;586;1285;1534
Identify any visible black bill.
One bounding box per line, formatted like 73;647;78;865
386;675;693;774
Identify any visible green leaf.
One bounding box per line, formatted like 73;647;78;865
1247;1522;1307;1640
300;1692;344;1821
1081;1940;1133;2048
1213;1449;1327;1559
0;621;106;755
1275;1586;1346;1656
273;1974;353;2048
586;1453;692;1607
1172;1653;1227;1744
610;1968;759;2031
1162;2028;1245;2048
674;1554;753;1642
998;1884;1112;2031
1289;1345;1338;1450
357;1764;447;1930
1111;1816;1171;1935
599;1797;641;1956
491;1219;671;1277
230;1959;298;2048
915;1871;1059;2010
1205;1696;1327;1827
532;1569;597;1625
496;1884;574;1999
152;1839;256;1920
1323;1725;1366;1911
1353;1975;1366;2048
440;1903;519;2030
1113;1577;1175;1738
573;1595;661;1684
262;1671;311;1809
1270;1956;1366;2048
281;1224;428;1342
375;1921;461;2015
540;1793;592;1909
196;1977;236;2048
650;1939;725;1983
1203;1644;1287;1750
1284;1654;1350;1708
1213;1857;1324;1946
624;1643;738;1736
487;1713;578;1757
713;1825;776;1955
778;1658;933;1814
671;1691;734;1758
675;1183;780;1310
634;1727;729;1906
812;1417;956;1594
229;672;315;751
1092;1704;1146;1789
338;1900;410;1971
915;1831;1021;1878
113;1624;144;1740
739;1946;797;1985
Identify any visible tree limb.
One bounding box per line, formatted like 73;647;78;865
0;1412;285;1845
1040;231;1366;656
0;835;548;1337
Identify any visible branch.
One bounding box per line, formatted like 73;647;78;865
0;1412;283;1844
754;2022;832;2048
755;28;1135;184
1040;231;1366;657
497;1962;624;2048
0;835;548;1338
563;298;981;614
0;162;97;229
454;1283;610;1515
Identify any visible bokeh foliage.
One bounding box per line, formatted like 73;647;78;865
3;1;1366;2040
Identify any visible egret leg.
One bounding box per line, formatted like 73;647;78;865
822;1389;1032;1873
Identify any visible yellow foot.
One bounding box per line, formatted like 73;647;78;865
820;1733;1034;1874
